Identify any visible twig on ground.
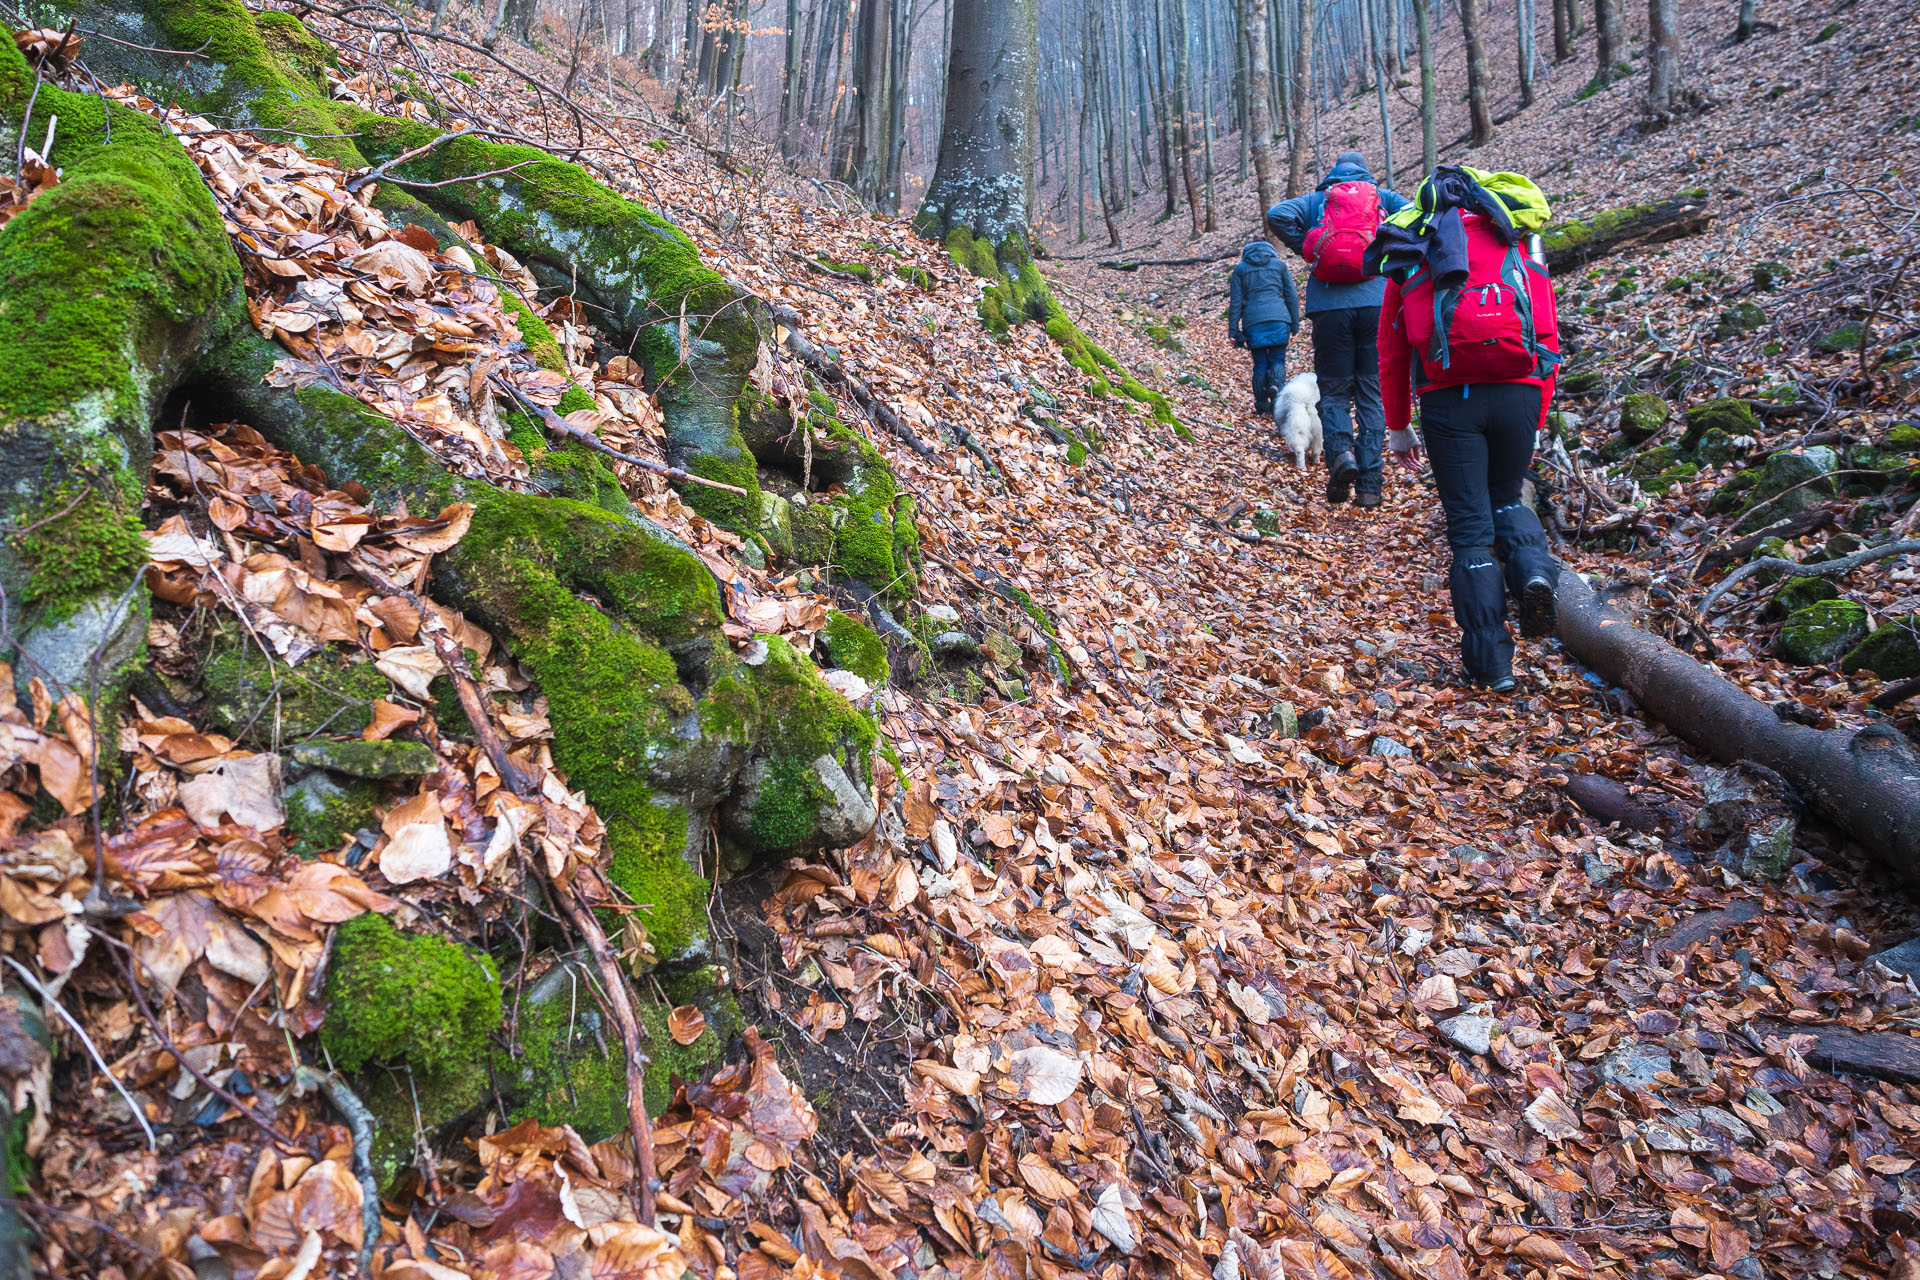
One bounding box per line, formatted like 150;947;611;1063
4;955;156;1152
293;1066;381;1276
345;122;478;192
1699;538;1920;614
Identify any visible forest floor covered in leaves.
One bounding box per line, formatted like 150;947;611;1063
9;3;1920;1279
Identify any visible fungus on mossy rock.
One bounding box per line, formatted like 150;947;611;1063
0;35;238;693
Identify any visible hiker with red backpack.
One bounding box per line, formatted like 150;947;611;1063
1266;151;1409;508
1370;166;1561;693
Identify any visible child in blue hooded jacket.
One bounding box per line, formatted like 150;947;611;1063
1227;240;1302;417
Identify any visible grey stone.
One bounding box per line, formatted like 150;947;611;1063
981;630;1022;669
924;604;961;625
1265;701;1299;738
291;739;437;780
1370;736;1412;758
929;631;979;659
1371;690;1398;712
1438;1014;1495;1055
1600;1042;1673;1093
1452;844;1493;864
1868;936;1920;983
808;753;880;846
15;594;146;698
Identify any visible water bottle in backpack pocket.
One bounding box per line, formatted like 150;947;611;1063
1303;181;1383;284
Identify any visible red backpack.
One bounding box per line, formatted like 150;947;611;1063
1303;181;1383;283
1397;213;1560;385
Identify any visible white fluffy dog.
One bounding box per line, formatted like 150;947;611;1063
1275;372;1323;469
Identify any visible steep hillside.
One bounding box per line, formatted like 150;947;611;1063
0;4;1917;1280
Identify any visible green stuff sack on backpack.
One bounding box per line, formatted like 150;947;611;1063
1385;167;1552;233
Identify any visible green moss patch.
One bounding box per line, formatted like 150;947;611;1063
1776;599;1869;666
1842;616;1920;681
202;642;389;746
321;914;502;1076
820;611;889;686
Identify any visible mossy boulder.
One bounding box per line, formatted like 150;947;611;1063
1618;393;1672;443
1733;450;1837;533
1695;428;1739;466
1642;463;1700;495
504;956;725;1139
1752;262;1788;291
1712;302;1768;342
1627;444;1684;478
1815;321;1866;355
202;643;390;746
1885;424;1920;453
1708;467;1762;515
283;770;377;857
1764;575;1840;622
1559;370;1612;398
291;739;436;779
1776;600;1869;666
820;611;889;686
320;913;503;1182
1841;616;1920;681
1682;398;1758;451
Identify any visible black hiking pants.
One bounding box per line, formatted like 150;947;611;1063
1311;306;1385;490
1418;383;1556;683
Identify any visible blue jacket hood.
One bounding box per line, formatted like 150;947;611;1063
1317;152;1376;191
1240;241;1280;266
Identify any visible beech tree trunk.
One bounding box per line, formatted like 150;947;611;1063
1287;0;1316;195
1461;0;1492;146
1553;0;1571;59
1594;0;1624;87
1516;0;1536;107
1556;572;1920;888
1735;0;1759;41
1412;0;1436;174
1646;0;1683;121
1245;0;1279;213
915;0;1039;248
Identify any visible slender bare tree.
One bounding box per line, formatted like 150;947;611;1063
1646;0;1684;121
1461;0;1492;145
1412;0;1436;173
1245;0;1280;212
1287;0;1316;195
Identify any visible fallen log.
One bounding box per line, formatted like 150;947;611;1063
1096;250;1239;271
1555;569;1920;886
1754;1022;1920;1087
1540;192;1714;274
1692;508;1835;579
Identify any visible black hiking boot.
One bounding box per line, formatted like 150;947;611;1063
1517;574;1559;639
1354;474;1383;509
1326;451;1357;504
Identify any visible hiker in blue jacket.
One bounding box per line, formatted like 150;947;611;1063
1267;151;1409;508
1226;240;1302;417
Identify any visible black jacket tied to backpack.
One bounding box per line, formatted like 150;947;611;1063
1227;241;1302;349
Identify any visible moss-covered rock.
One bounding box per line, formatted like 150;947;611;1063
291;739;437;779
322;914;503;1075
1776;600;1869;666
202;643;390;746
820;611;889;686
341;116;767;531
1695;427;1739;465
1618;393;1672;443
283;770;377;858
1682;398;1758;450
1708;466;1763;515
1841;616;1920;681
722;636;877;854
1559;370;1611;398
1626;444;1684;478
1815;321;1866;354
1733;450;1837;533
0;31;241;694
1713;301;1768;342
504;957;724;1138
1885;424;1920;453
1763;575;1840;622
